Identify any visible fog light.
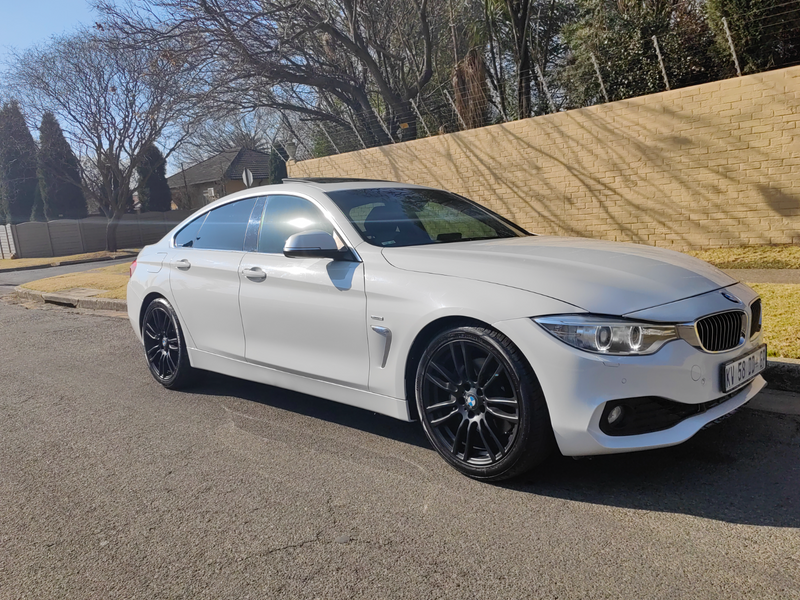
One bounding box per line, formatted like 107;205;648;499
607;405;624;425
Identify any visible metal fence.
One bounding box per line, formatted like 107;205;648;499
0;211;195;259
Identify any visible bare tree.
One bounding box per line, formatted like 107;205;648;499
97;0;440;144
8;30;208;250
174;108;283;166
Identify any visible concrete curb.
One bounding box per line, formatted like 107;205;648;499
0;251;137;274
14;286;126;312
764;357;800;393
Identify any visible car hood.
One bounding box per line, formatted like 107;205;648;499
381;236;736;315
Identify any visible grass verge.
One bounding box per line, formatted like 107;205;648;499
0;250;136;272
20;261;132;300
750;283;800;360
688;245;800;270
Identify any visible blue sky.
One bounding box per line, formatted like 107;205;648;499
0;0;97;62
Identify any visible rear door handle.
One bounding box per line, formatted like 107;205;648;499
242;266;267;282
175;258;191;271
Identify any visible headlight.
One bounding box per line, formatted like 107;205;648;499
533;315;678;355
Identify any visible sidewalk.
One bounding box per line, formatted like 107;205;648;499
723;269;800;284
0;250;137;273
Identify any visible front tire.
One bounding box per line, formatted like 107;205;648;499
141;297;194;389
415;326;553;481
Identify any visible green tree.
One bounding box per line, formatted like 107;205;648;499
30;185;45;222
0;101;38;224
136;145;173;212
37;111;87;220
706;0;800;74
268;144;288;184
561;0;722;107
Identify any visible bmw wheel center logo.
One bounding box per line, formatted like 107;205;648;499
466;395;477;409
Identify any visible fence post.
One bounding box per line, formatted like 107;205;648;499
10;224;19;258
319;125;341;154
652;35;670;91
590;53;610;103
444;89;468;130
534;64;557;113
44;222;55;257
721;17;742;77
346;111;368;149
373;109;396;144
76;219;86;253
409;99;432;137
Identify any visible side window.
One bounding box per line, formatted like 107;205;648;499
174;213;207;248
258;195;334;254
191;197;258;251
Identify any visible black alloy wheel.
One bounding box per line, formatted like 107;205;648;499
415;326;553;481
142;297;193;389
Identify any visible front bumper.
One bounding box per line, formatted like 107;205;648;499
492;316;766;457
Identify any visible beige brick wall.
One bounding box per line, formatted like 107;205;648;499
290;66;800;250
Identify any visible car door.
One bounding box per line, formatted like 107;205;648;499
169;196;261;359
238;194;370;388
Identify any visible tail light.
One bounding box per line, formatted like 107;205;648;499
129;260;137;278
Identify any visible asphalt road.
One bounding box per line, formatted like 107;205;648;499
0;298;798;599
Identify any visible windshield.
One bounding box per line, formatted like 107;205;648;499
326;187;529;248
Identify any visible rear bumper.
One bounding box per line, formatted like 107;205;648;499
493;316;767;457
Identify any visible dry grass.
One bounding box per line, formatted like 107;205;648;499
0;250;136;272
21;261;133;300
688;245;800;269
750;283;800;360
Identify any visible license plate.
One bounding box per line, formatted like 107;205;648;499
722;344;767;393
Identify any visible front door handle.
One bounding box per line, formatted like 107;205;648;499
242;266;267;282
175;258;191;271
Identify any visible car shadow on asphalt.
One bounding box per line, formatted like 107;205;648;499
189;371;432;449
190;373;799;528
514;409;800;528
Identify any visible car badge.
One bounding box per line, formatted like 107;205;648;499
466;395;477;409
721;291;740;304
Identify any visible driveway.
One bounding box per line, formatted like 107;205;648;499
0;298;798;599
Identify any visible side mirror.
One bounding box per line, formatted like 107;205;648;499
283;230;353;260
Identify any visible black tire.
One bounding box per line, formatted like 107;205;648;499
141;297;194;390
415;326;554;481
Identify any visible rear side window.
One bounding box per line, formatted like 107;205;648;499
174;214;207;248
177;198;258;251
258;195;334;254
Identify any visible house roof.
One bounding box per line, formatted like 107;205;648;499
167;147;273;188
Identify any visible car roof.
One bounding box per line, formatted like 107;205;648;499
195;178;431;213
281;178;427;192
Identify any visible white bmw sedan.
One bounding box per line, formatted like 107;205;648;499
128;178;767;481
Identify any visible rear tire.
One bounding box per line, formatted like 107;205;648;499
141;297;194;390
415;326;553;481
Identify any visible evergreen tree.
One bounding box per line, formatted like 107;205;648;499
706;0;800;75
268;144;288;184
561;0;722;107
136;145;172;212
37;112;87;220
0;101;38;224
30;185;46;221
